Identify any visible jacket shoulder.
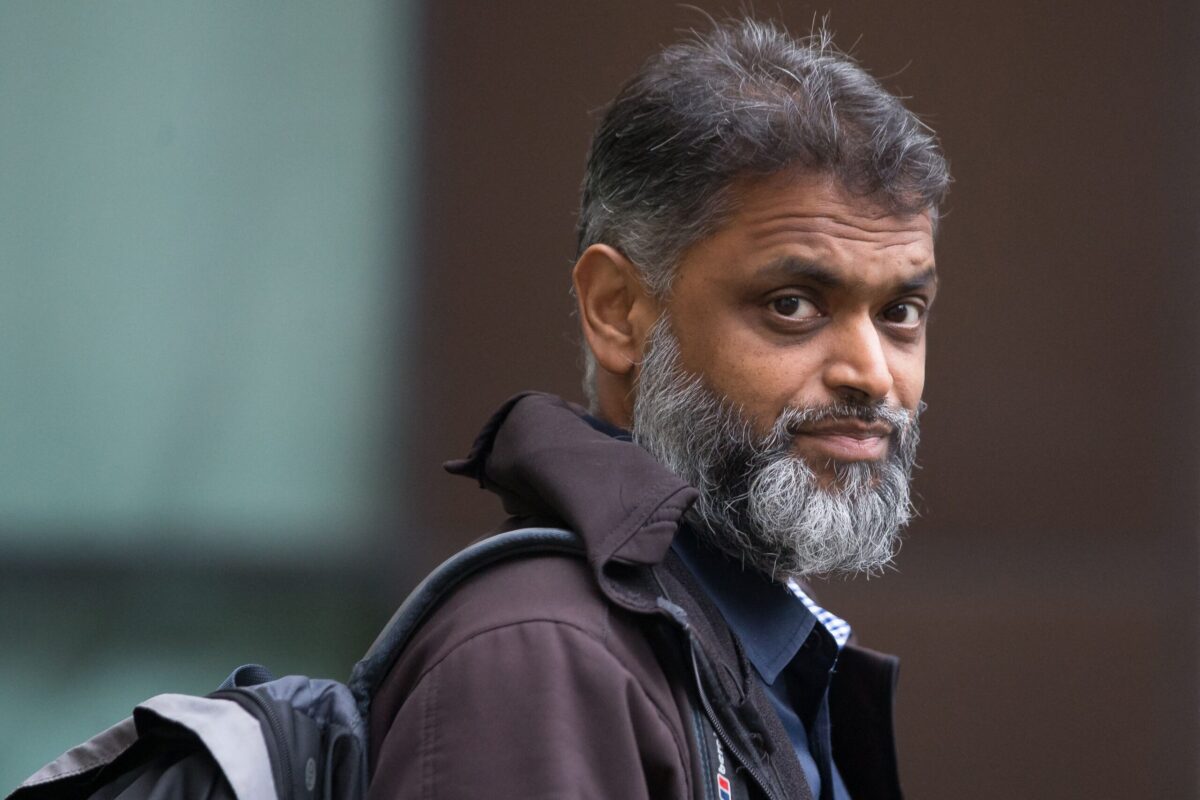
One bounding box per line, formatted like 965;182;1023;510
366;550;695;799
416;549;610;658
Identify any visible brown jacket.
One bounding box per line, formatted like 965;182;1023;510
367;393;904;799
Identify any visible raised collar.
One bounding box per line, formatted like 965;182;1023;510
444;392;698;573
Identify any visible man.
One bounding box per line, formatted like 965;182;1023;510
368;18;947;800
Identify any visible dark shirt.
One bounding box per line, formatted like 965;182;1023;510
672;529;852;800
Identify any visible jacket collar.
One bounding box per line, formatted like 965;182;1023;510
445;392;769;727
445;392;699;574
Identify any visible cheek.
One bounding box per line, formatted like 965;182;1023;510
700;338;826;421
676;320;768;395
890;344;927;410
671;304;727;371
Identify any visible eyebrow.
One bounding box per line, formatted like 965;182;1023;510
758;257;938;294
898;266;939;293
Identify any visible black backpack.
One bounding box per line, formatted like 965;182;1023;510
7;528;582;800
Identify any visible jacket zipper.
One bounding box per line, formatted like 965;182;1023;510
651;573;782;800
689;704;719;800
688;638;780;800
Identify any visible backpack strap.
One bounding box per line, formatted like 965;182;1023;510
347;527;582;722
8;695;276;800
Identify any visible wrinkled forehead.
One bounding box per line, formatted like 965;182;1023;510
666;168;932;265
667;169;936;291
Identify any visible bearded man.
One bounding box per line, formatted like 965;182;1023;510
368;18;948;800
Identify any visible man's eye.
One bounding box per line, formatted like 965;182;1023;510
880;302;924;326
770;295;820;319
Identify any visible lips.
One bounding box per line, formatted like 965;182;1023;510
792;420;893;462
797;420;894;438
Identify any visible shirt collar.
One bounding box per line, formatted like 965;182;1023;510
581;412;632;441
671;528;818;685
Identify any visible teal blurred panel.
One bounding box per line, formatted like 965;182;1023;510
0;1;415;552
0;564;389;792
0;0;418;789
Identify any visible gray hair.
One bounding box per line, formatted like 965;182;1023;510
577;18;950;406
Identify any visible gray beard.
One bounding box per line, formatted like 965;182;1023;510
629;317;922;580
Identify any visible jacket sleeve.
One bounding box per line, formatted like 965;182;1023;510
367;619;691;800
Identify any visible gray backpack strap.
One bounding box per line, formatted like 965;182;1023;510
134;695;278;800
347;527;582;722
8;695;276;800
10;717;139;798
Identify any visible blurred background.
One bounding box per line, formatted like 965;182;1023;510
1;2;1196;797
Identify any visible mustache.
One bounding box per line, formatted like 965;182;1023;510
768;400;922;447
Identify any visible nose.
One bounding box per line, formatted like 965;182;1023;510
821;314;894;403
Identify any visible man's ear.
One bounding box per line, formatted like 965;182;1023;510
572;244;660;377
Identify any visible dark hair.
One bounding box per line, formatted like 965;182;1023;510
577;18;950;297
576;19;949;405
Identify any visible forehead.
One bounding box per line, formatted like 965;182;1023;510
675;170;936;291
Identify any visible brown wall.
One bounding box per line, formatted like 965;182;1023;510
397;3;1199;797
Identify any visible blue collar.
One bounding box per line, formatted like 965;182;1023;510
581;412;633;441
671;528;818;686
